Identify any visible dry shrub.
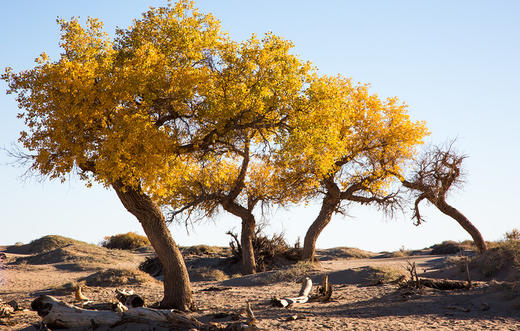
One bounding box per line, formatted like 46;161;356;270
6;235;86;254
262;261;316;284
189;267;230;281
505;229;520;241
227;226;299;272
471;233;520;279
430;240;475;255
81;268;154;287
368;266;407;285
101;232;150;250
325;247;375;259
139;256;163;277
182;245;230;257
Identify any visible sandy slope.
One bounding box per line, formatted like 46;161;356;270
1;247;519;330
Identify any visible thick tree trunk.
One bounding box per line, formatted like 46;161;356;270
222;201;257;274
112;182;193;310
302;181;341;262
435;199;487;254
241;215;257;275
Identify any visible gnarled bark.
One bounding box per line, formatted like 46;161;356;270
435;198;487;254
223;200;257;274
112;181;193;310
302;180;341;262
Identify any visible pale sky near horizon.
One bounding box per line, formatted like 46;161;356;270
1;1;519;252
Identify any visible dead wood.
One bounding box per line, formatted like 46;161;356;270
419;278;469;290
245;301;256;326
0;305;14;317
31;295;202;329
115;289;145;307
271;277;312;308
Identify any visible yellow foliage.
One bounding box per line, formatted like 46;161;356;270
276;75;429;197
3;1;427;214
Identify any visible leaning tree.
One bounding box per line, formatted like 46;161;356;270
2;1;307;309
399;142;487;253
276;75;429;262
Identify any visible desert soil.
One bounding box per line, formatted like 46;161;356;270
1;246;519;330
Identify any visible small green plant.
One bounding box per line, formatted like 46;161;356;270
101;232;150;250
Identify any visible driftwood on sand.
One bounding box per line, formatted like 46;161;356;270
31;295;202;329
271;277;313;308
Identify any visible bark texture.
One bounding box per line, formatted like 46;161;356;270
112;181;193;310
302;180;341;262
435;198;487;254
223;200;257;274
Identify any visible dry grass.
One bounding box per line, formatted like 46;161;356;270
80;268;156;287
367;266;407;285
12;242;138;271
182;245;231;257
430;240;476;255
323;247;375;259
471;238;520;279
261;261;316;284
189;267;230;281
101;232;150;250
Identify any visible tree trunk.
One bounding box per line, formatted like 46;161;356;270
112;182;193;310
240;215;257;274
302;181;341;262
435;198;487;254
222;201;257;274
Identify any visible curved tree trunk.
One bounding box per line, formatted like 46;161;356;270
302;181;341;262
241;215;257;274
435;199;487;254
112;182;193;310
222;201;257;274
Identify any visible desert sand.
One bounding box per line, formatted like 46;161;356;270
0;239;519;330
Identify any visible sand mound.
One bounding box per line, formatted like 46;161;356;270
471;240;520;281
12;243;137;269
81;268;155;287
6;235;87;254
320;247;376;260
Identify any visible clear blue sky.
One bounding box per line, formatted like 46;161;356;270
1;1;519;251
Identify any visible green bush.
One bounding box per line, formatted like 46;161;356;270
101;232;150;250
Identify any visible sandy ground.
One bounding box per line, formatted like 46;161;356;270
1;247;519;330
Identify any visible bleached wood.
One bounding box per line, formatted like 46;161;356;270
31;295;201;329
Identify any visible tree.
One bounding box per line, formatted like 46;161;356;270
162;32;311;274
276;76;429;262
399;142;487;253
2;1;307;308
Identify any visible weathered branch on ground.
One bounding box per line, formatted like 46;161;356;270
312;275;333;302
115;289;145;308
404;261;470;290
271;277;312;308
31;295;202;329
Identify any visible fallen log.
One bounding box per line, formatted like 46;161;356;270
271;277;312;308
31;295;201;329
